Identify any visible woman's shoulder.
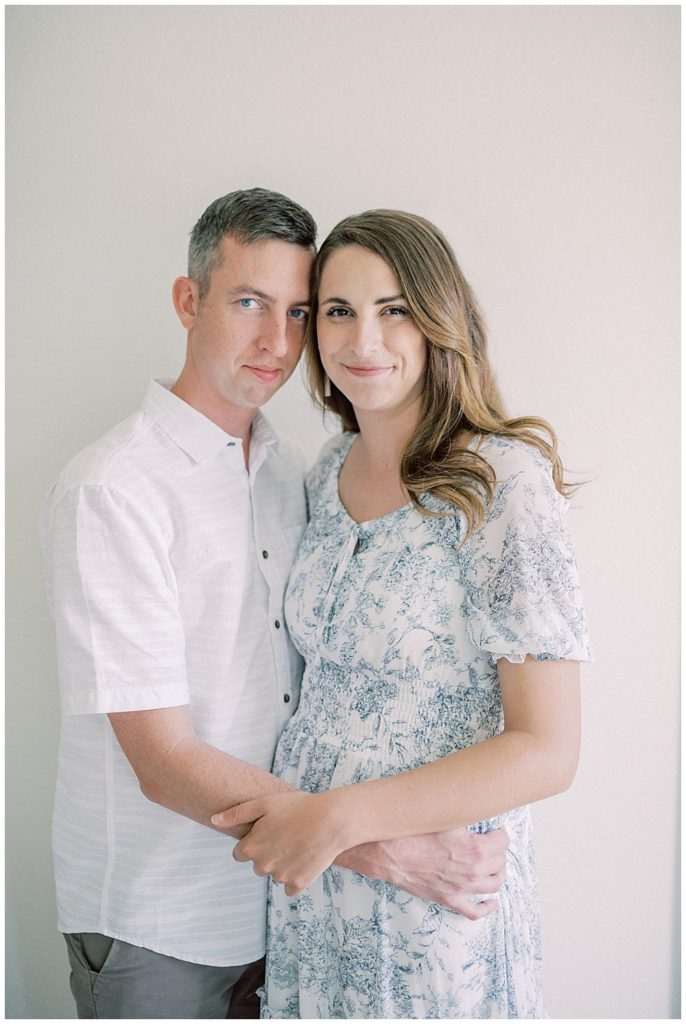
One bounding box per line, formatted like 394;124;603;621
475;433;554;486
305;432;355;506
470;434;564;536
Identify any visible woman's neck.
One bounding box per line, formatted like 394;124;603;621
352;401;421;474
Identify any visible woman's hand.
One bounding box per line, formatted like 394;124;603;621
212;790;352;896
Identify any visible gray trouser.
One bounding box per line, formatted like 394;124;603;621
63;932;264;1019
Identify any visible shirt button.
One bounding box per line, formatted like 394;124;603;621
283;693;291;704
262;550;269;559
274;620;281;629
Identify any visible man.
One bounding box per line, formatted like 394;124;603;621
41;188;508;1019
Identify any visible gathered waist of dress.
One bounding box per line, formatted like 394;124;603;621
274;709;533;845
289;657;502;756
279;702;501;789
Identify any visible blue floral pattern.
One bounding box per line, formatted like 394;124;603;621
262;432;591;1019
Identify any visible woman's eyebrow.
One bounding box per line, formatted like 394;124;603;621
320;294;405;305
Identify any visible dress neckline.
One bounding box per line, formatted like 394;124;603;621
332;433;413;530
332;430;488;531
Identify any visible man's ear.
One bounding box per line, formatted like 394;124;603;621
172;276;200;329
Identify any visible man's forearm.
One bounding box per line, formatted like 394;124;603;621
335;841;391;879
142;737;293;834
108;707;292;836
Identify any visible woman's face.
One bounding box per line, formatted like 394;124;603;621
316;245;427;419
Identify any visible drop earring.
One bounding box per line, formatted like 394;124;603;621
324;375;331;398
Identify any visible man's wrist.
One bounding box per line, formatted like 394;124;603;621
334;837;397;883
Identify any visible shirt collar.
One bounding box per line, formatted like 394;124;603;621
142;380;278;465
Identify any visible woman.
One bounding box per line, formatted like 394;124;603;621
215;210;591;1018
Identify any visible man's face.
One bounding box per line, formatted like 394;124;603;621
178;236;313;419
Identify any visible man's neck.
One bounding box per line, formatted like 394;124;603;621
170;375;255;466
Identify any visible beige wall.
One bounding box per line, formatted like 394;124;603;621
6;6;679;1018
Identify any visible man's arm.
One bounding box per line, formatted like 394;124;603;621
108;705;293;837
110;704;508;916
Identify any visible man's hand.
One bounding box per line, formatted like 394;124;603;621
213;782;510;918
337;826;509;920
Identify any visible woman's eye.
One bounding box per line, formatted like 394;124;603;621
326;307;351;318
385;306;410;317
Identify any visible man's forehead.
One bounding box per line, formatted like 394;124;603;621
220;233;312;259
214;235;312;298
221;235;312;271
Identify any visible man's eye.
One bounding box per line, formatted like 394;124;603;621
289;309;308;320
238;298;258;309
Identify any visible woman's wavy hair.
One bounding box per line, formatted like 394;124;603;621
304;209;569;534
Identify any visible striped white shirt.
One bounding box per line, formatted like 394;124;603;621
40;380;306;965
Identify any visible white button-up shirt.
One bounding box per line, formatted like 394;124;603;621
40;380;306;965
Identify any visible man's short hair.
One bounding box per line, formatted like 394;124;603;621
188;187;317;298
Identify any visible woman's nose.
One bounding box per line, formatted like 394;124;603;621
348;315;381;356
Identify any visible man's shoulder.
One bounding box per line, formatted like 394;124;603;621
47;409;161;508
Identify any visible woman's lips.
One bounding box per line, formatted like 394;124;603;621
343;365;392;377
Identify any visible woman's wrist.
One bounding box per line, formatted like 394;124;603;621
320;786;366;853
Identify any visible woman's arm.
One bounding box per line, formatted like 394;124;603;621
212;656;580;895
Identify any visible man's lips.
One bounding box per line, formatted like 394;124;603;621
343;365;393;377
245;365;281;382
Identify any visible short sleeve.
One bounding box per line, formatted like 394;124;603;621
458;441;592;665
42;485;190;714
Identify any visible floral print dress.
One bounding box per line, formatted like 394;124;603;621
261;432;591;1019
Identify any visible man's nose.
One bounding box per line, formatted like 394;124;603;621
259;314;289;356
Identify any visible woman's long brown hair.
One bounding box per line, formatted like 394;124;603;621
304;209;569;536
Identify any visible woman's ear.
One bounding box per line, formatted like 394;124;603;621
172;276;200;330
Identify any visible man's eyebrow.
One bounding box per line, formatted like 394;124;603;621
228;286;274;301
227;286;310;307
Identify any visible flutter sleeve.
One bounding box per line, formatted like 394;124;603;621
458;439;592;665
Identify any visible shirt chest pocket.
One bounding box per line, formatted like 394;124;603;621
172;521;252;592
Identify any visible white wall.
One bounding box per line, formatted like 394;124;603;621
6;6;679;1019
